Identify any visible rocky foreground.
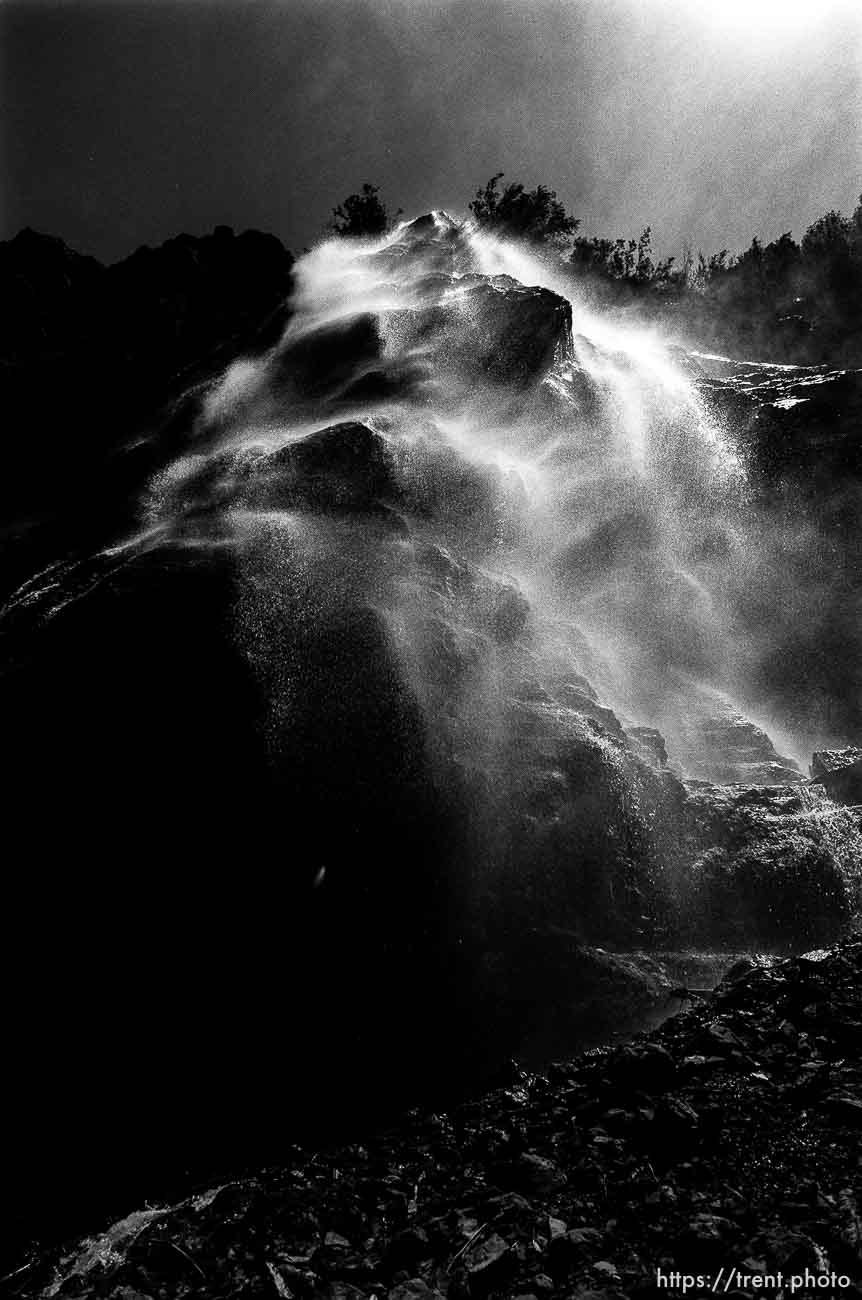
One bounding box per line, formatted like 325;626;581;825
14;934;862;1300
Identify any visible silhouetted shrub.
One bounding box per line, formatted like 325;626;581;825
469;172;580;250
331;183;400;238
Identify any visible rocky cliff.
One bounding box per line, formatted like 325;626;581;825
1;214;860;1269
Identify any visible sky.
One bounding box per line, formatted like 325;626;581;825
2;0;860;265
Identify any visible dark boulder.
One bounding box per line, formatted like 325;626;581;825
263;420;397;510
271;313;384;402
737;366;862;485
810;747;862;805
395;435;528;546
453;279;572;388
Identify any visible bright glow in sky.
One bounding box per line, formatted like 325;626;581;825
2;0;860;262
691;0;854;36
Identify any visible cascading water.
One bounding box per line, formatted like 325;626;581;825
144;211;799;786
4;213;861;1258
123;210;862;1064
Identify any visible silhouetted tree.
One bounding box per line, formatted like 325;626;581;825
469;173;580;250
801;209;852;261
564;188;862;362
331;184;399;238
690;248;730;292
569;225;675;294
851;194;862;248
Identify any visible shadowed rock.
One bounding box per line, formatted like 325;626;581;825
810;747;862;805
681;706;803;786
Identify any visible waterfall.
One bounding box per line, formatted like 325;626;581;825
144;212;800;783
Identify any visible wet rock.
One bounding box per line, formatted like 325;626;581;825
720;956;774;987
685;707;803;786
324;1232;353;1249
748;1227;831;1273
677;1213;741;1267
626;725;669;767
262;420;396;511
514;1153;567;1195
548;1226;605;1276
491;1152;567;1197
273;313;382;400
677;783;859;948
487;582;530;642
554;684;625;736
810;748;862;805
592;1259;622;1281
724;365;862;484
453;279;572;389
388;1281;444;1300
419;558;531;645
702;1022;745;1053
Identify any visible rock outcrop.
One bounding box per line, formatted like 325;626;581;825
675;783;862;949
680;705;803;786
810;748;862;805
696;354;862;485
690;354;862;747
0;224;294;368
0;224;294;523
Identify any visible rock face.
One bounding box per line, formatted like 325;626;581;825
0;227;105;358
449;276;572;387
0;223;294;367
811;748;862;805
696;354;862;485
693;353;862;746
676;783;862;949
0;224;294;522
681;705;803;786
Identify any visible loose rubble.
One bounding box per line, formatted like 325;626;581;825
17;934;862;1300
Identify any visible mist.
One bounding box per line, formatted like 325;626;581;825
136;212;855;788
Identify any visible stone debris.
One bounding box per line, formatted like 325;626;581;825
19;933;862;1300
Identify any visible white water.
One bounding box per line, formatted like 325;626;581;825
145;213;814;776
